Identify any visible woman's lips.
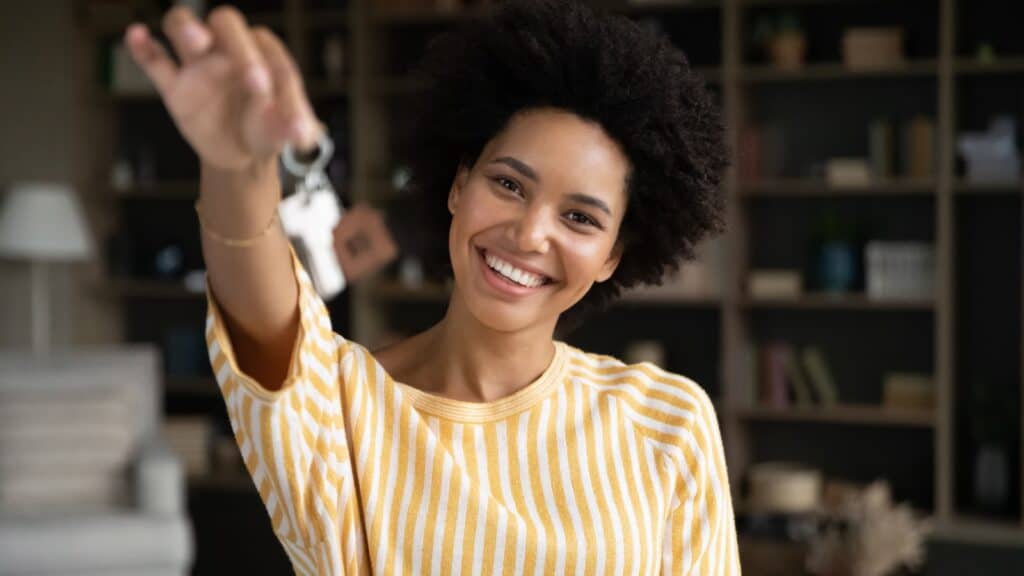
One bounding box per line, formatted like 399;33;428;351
477;248;552;296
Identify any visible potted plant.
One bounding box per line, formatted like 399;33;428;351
754;11;807;70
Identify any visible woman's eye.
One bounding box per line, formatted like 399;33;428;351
566;211;599;228
494;177;522;195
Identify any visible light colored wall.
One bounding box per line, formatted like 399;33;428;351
0;1;119;348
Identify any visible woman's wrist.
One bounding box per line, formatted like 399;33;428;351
198;159;281;240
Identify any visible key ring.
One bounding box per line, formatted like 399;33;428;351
282;133;333;177
282;133;334;204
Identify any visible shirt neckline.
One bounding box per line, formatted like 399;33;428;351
390;341;570;423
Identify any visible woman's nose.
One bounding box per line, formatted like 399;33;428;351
511;205;552;254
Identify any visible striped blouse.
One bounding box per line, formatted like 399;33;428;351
205;247;741;575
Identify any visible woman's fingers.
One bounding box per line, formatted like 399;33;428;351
162;6;212;66
124;24;178;96
251;27;320;149
207;6;272;97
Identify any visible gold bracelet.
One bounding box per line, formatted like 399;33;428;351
194;200;279;248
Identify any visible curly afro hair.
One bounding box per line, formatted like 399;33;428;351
397;0;729;334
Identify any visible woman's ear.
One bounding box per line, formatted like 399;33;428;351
447;163;470;215
596;240;624;283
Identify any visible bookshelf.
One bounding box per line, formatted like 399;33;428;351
73;0;1022;563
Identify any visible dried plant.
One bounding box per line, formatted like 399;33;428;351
806;480;932;576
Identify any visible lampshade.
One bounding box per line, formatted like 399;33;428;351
0;182;93;261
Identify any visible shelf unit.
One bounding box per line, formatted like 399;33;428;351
74;0;1023;555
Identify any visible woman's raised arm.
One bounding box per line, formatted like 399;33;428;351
125;5;323;389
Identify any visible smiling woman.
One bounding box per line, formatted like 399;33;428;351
126;0;738;573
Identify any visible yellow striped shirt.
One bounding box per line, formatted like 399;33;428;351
205;248;741;575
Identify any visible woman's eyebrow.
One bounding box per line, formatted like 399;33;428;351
491;156;539;182
491;156;612;216
566;193;612;216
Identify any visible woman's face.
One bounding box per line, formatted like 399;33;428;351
447;107;630;334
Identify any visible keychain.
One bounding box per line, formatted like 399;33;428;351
278;134;347;300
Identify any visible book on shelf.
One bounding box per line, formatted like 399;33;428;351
802;347;839;406
759;342;792;408
753;342;840;409
784;351;815;407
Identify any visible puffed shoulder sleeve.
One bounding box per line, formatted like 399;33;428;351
204;242;366;575
663;386;741;575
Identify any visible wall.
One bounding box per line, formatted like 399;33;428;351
0;1;119;349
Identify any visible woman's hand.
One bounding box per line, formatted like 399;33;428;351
124;5;321;172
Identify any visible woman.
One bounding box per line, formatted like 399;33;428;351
126;1;739;574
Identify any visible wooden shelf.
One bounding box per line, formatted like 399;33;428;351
742;293;934;311
931;515;1024;546
955;57;1024;76
954;180;1024;194
741;60;938;83
733;403;936;428
741;178;936;197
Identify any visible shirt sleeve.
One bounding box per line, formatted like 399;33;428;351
662;387;742;575
204;243;366;575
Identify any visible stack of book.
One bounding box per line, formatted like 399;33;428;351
0;387;133;511
754;342;839;409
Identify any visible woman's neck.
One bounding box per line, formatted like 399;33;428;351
422;289;558;403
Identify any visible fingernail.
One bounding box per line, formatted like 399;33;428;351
247;66;271;95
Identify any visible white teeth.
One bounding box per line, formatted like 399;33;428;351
484;251;547;288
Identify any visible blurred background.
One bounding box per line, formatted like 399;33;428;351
0;0;1021;574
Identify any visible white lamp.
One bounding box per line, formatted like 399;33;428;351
0;182;94;354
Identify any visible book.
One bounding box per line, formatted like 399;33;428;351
784;351;815;406
760;342;791;408
801;347;839;406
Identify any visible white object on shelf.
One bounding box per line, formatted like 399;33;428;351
865;241;934;300
748;462;823;514
842;27;905;69
826;158;872;187
957;116;1021;183
748;269;802;299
